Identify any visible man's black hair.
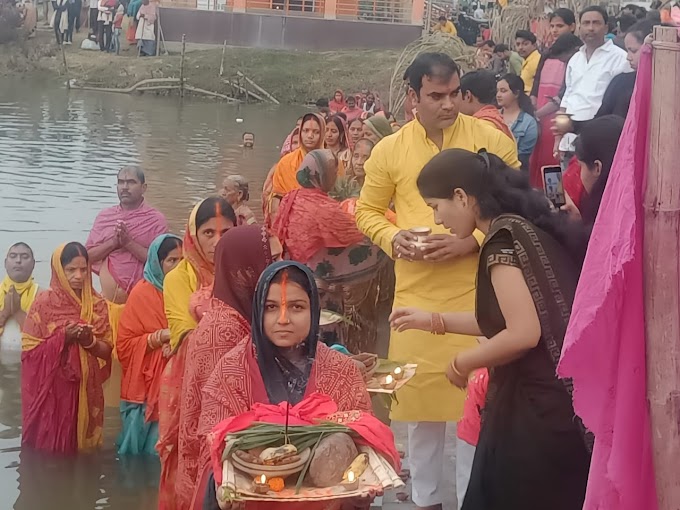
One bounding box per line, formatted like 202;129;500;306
408;52;460;96
438;15;447;21
494;43;509;53
315;97;329;108
618;13;637;32
580;5;608;24
242;132;255;138
402;63;412;81
460;70;497;105
481;39;495;49
7;242;34;258
515;30;537;44
118;165;145;184
549;8;575;25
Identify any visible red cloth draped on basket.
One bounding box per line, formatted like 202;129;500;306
210;392;401;486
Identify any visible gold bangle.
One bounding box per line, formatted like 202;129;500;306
450;357;465;378
83;337;97;350
431;312;446;335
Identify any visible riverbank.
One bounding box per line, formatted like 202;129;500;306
1;28;400;105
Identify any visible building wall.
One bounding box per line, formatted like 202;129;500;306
158;8;422;49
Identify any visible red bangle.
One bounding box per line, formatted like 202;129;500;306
431;313;446;335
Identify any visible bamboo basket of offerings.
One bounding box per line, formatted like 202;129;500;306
217;422;404;503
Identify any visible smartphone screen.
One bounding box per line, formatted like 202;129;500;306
542;165;566;208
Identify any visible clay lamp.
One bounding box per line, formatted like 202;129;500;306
341;470;360;491
381;374;397;390
392;366;404;381
252;474;269;494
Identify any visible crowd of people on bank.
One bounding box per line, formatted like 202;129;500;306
36;0;159;55
1;4;674;510
452;5;657;183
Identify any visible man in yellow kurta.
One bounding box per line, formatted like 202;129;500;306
0;243;39;350
356;52;519;510
432;15;457;37
516;29;540;94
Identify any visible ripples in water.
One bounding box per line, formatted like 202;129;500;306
0;79;305;509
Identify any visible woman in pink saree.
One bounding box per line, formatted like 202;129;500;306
528;33;582;188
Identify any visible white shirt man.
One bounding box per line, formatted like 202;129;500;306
559;8;632;152
473;5;484;19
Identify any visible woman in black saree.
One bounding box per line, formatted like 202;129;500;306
390;149;591;510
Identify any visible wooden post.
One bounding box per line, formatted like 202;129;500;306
644;25;680;510
155;5;161;57
219;39;227;77
60;42;70;90
236;71;280;104
179;34;186;98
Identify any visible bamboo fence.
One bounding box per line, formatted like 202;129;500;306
644;25;680;510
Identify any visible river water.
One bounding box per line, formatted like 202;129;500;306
0;79;306;510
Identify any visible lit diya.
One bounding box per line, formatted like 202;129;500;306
341;470;360;491
381;374;397;390
252;474;269;494
392;366;404;380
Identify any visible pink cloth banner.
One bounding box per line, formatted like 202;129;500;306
558;45;657;510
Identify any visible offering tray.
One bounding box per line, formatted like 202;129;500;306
222;446;404;502
366;363;417;394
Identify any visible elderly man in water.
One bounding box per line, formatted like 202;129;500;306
0;243;39;349
86;166;168;351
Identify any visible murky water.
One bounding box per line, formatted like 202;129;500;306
0;79;306;510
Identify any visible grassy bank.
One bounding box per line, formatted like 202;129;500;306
1;29;401;105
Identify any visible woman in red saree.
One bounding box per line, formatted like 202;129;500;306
273;148;383;352
116;234;183;455
21;242;113;454
174;225;277;510
272;149;364;265
193;261;399;509
159;197;237;510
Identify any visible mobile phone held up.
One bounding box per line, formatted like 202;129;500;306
542;165;566;208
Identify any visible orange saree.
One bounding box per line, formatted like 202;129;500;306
117;279;167;421
271;113;326;197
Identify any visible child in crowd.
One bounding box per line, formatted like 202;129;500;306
456;367;489;510
111;4;124;54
